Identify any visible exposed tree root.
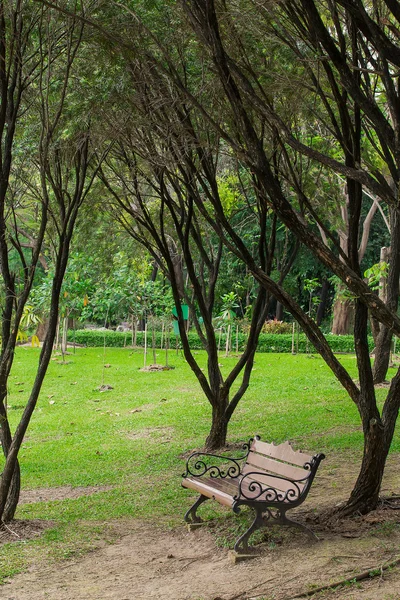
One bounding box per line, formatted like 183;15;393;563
274;556;400;600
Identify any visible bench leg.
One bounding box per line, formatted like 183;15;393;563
233;507;318;553
234;506;265;553
279;510;319;541
184;494;209;524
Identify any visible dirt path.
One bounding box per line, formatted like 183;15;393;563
2;457;400;600
2;518;400;600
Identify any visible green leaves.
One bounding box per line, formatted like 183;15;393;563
364;262;389;291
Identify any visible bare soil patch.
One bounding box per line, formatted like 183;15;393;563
0;519;55;546
19;485;114;506
126;426;174;442
140;364;175;372
1;456;400;600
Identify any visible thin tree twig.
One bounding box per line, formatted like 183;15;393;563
226;575;299;600
1;522;20;538
249;556;400;600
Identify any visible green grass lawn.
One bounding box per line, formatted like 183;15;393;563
1;347;398;581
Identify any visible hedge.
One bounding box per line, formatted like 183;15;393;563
68;328;374;354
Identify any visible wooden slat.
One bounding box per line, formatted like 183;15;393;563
245;451;308;480
203;477;239;495
251;439;313;467
182;477;236;507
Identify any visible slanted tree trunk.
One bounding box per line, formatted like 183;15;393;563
339;419;387;515
0;393;20;521
373;214;400;382
372;329;393;384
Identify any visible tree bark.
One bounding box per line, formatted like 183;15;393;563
0;397;21;522
331;297;354;334
373;213;400;382
205;396;229;451
275;301;283;321
337;418;388;516
2;464;20;522
316;278;329;326
373;328;393;383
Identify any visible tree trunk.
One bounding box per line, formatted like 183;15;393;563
316;278;329;326
373;328;393;383
331;297;354;334
374;214;400;382
0;400;21;522
337;419;388;516
205;402;229;451
36;318;49;342
2;464;20;522
275;301;283;321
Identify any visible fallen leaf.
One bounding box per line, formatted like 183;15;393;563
49;400;55;405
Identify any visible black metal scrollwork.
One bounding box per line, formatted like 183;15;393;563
303;453;325;472
183;440;252;479
236;471;304;504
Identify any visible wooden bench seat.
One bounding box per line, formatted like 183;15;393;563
182;436;325;553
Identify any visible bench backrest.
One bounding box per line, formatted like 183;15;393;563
241;438;317;498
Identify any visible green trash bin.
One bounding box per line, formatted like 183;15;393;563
172;304;189;320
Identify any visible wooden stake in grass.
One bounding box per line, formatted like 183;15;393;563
61;315;68;362
165;323;169;367
102;304;110;387
292;322;296;355
144;321;148;368
55;316;60;351
225;324;231;357
152;324;156;365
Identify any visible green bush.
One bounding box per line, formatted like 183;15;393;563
262;319;293;334
68;328;374;353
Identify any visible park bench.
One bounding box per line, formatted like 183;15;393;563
182;436;325;554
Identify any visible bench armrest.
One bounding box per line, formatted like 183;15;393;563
236;471;305;503
235;452;325;504
183;440;252;479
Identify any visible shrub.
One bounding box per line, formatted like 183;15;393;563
68;328;374;354
262;319;292;334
